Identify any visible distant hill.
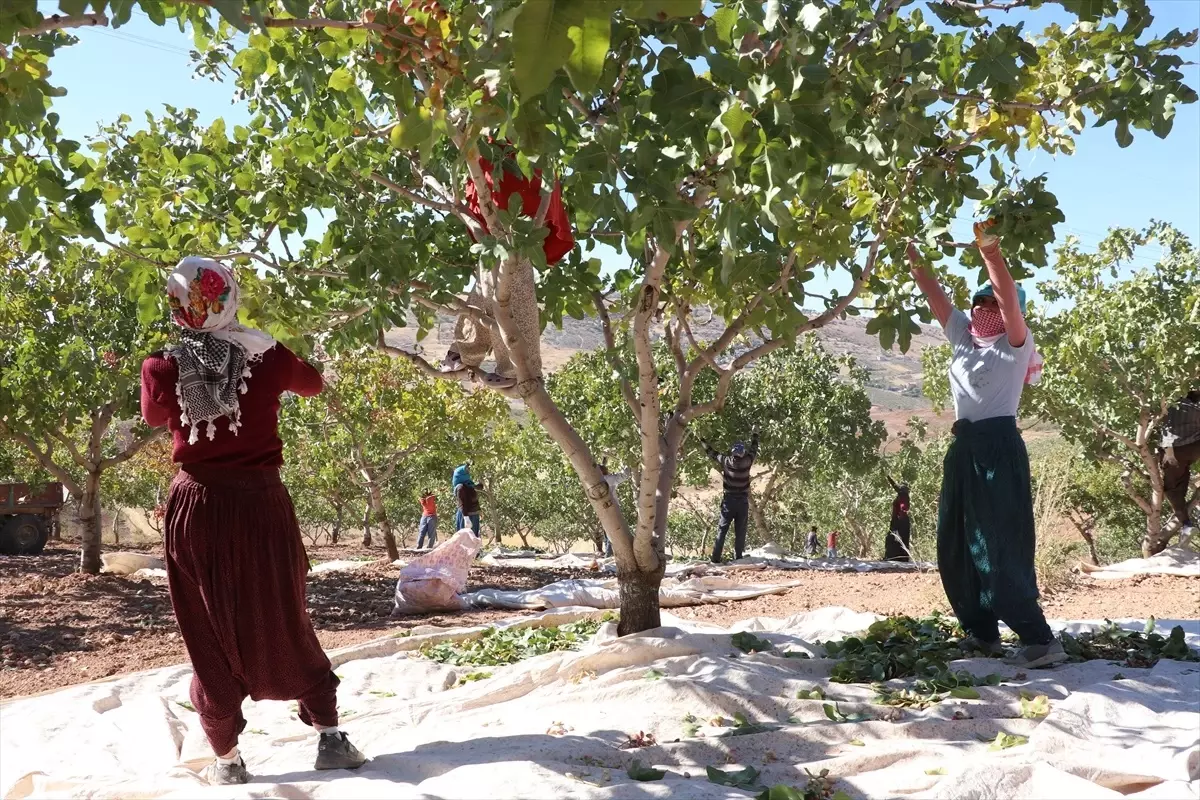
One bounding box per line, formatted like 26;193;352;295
385;310;949;436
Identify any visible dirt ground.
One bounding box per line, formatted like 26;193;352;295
2;543;1197;699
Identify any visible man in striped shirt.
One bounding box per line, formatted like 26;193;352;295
702;428;760;563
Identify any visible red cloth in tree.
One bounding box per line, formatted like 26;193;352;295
464;157;575;265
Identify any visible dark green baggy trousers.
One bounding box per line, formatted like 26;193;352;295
937;416;1053;646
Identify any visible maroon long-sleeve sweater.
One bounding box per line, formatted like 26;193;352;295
141;343;323;468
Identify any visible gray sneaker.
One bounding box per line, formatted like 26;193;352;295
1004;639;1068;669
204;756;250;785
958;636;1004;657
315;731;368;771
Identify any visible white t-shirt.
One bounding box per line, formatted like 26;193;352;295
944;309;1033;422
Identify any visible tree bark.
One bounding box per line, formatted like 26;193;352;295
111;511;120;546
79;471;103;574
616;563;665;637
366;481;399;562
1142;507;1167;557
362;500;372;547
332;502;343;545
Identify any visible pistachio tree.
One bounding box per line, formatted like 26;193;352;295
6;0;1197;630
282;348;507;561
714;337;886;536
1026;224;1200;556
0;244;169;572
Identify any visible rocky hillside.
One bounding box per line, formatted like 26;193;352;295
387;310;946;429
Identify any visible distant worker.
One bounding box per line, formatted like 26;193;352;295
701;428;760;563
452;464;481;536
826;529;840;560
884;476;912;562
140;258;366;785
417;491;438;550
1162;390;1200;546
907;220;1067;669
806;525;820;557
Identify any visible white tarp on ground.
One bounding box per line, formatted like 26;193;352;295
479;548;936;576
3;607;1198;800
462;575;803;610
99;551;164;576
1080;546;1200;580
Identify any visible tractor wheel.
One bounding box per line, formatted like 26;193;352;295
1;514;49;555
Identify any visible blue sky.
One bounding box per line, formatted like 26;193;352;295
42;0;1200;308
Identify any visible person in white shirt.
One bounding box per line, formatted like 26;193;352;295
907;220;1065;670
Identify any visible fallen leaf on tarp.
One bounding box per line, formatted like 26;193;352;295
627;760;665;781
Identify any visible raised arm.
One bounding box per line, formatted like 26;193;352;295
886;475;899;493
701;439;724;469
281;346;324;397
974;221;1027;348
747;430;761;461
907;243;954;328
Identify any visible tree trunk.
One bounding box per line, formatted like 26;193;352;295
482;482;499;545
79;471;103;574
752;497;769;541
1142;508;1168;557
332;502;343;545
616;563;665;637
516;527;530;549
111;511;120;546
367;482;399;562
362;499;372;547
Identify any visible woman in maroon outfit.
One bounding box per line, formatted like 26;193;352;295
141;257;366;785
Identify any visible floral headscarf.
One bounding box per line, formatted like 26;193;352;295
166;257;276;444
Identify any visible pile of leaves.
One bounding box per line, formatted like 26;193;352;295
820;614;1007;709
823;614;965;683
1061;619;1199;668
418;620;601;667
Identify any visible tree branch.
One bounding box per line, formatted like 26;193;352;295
368;172;471;220
17;12;108;35
98;427;166;471
592;291;641;426
0;421;83;498
939;0;1031;10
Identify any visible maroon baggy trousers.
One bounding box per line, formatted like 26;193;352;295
165;466;339;755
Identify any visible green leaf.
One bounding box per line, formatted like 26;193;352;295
328;68;355;93
209;0;250;32
565;5;613;94
232;48;269;81
390;107;434;150
628;760;666;781
989;732;1029;751
706;765;763;791
1114;118;1133;148
731;631;773;653
756;786;805;800
712;6;737;47
632;0;702;18
513;0;580;97
1019;693;1050;718
948;686;979;699
925;768;947;776
848;738;865;746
